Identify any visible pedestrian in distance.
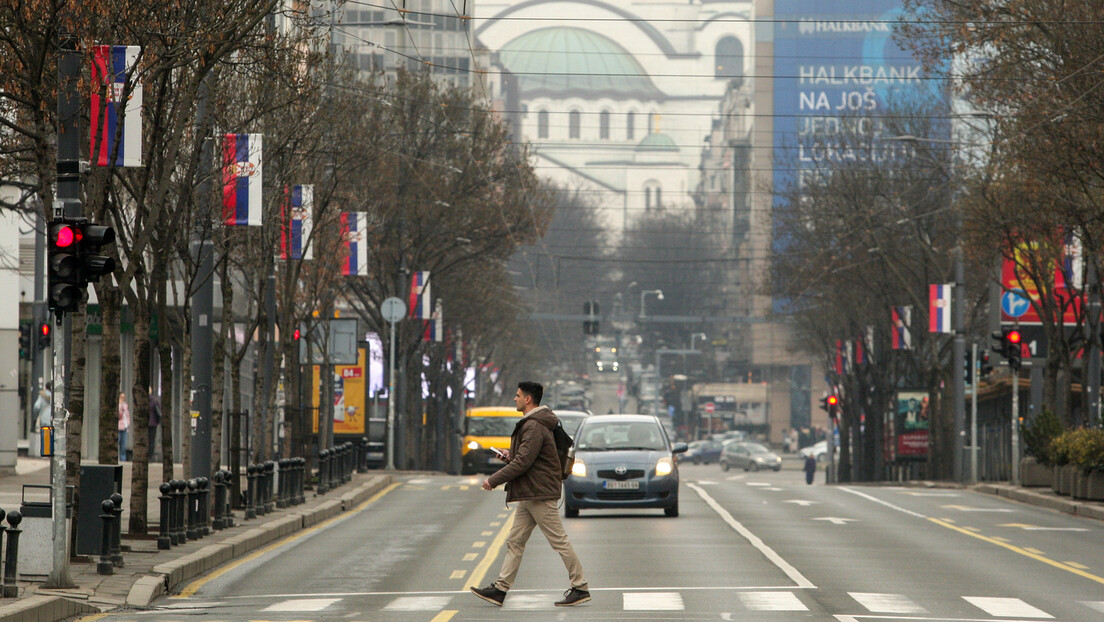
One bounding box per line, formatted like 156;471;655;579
471;381;591;608
31;382;52;458
804;453;817;485
118;392;131;462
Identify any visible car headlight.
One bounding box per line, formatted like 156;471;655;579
467;441;481;450
571;460;587;477
655;457;674;476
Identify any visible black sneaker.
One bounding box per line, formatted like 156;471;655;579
555;587;591;606
470;584;506;606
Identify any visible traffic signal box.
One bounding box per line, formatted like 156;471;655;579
47;219;115;314
38;323;51;350
582;301;599;335
18;324;32;360
819;394;840;419
990;329;1023;372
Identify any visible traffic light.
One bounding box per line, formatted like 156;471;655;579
979;352;993;377
38;322;51;351
819;394;839;418
77;222;116;284
964;351;974;384
18;324;31;360
582;301;599;335
1006;329;1023;371
48;219;84;313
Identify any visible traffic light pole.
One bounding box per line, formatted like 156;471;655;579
970;342;978;484
189;74;215;479
1011;370;1020;486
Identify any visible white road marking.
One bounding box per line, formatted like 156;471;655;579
849;592;927;614
623;592;684;610
963;596;1053;618
739;591;807;610
999;523;1089;532
383;596;452;611
261;598;341;612
688;482;816;589
747;482;772;487
901;491;960;497
839;486;928;518
696;480;718;485
503;593;553;609
813;517;857;525
1081;601;1104;613
784;499;819;506
943;505;1014;512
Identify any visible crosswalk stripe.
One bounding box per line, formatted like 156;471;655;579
261;598;341;612
383;596;452;611
739;591;808;611
623;592;684;610
1082;601;1104;613
964;596;1053;618
503;594;553;609
849;592;926;614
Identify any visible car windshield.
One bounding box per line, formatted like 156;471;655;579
559;415;587;437
576;421;666;451
745;443;770;454
467;416;521;436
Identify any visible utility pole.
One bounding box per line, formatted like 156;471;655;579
190;75;215;479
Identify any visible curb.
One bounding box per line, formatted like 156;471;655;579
973;483;1104;521
0;474;393;622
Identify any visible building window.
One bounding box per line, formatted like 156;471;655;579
715;36;744;81
569;110;581;139
644;181;661;210
644;187;652;210
599;110;610;139
648;112;657;134
626;111;635;140
538;110;549;139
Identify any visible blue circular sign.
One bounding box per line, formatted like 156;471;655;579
1001;289;1031;318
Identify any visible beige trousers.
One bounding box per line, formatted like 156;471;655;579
494;499;588;592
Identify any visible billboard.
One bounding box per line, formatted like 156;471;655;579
895;390;929;459
312;346;368;435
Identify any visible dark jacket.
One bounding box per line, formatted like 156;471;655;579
486;405;562;502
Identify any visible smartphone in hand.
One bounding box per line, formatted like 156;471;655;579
491;447;508;461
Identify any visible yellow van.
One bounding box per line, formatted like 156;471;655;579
462;406;523;475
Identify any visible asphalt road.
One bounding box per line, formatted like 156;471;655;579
81;465;1104;621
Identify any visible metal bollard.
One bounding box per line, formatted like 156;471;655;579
299;457;308;504
97;500;114;576
275;460;287;509
2;511;22;596
358;437;368;473
262;461;273;513
197;478;211;536
109;492;124;567
212;472;225;529
186;479;199;540
173;480;188;544
158;483;173;549
0;507;5;595
245;465;257;519
317;450;328;494
221;469;236;527
254;464;267;516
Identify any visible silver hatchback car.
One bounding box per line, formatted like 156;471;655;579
563;414;688;518
719;441;782;472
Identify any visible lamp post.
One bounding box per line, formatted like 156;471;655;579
640;289;664;319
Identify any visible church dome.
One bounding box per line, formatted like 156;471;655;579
499;27;662;100
635;132;679;152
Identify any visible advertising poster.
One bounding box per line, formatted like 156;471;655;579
312;346;367;435
895;390;929;458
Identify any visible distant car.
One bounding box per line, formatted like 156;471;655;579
799;440;837;463
556;410;591;439
712;430;747;443
563;414;688;518
683;439;723;464
719;441;782;472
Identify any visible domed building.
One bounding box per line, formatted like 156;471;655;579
474;0;753;236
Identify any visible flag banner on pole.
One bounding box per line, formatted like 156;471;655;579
280;185;312;260
341;212;369;276
892;306;912;350
90;45;142;167
929;283;953;333
424;300;443;342
854;336;866;366
409;271;431;319
834;340;848;375
221;133;263;226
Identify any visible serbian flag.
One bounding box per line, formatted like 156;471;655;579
341;212;369;276
891;306;912;350
90;45;142;167
424;301;443;342
280;185;313;260
929;283;953;333
409;271;431;319
834;340;848;375
221;133;263;226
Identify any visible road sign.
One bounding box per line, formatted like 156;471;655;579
381;297;406;323
1001;289;1031;318
705;402;715;414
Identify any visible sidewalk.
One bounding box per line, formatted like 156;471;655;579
0;456;393;622
973;481;1104;521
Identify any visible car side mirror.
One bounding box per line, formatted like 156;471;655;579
672;442;688;454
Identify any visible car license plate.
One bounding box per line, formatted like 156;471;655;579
603;480;639;490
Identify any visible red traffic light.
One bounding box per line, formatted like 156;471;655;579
39;323;50;338
52;224;81;248
826;395;839;407
1006;330;1022;344
293;328;301;340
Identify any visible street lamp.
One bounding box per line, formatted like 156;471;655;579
690;332;707;350
640;289;663;319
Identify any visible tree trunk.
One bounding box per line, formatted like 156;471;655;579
99;289;122;464
181;339;192;477
129;316;152;534
160;340;175;484
66;307;88;555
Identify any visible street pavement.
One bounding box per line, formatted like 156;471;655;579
0;452;1099;622
0;456;393;622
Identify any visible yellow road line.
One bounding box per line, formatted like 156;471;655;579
464;509;514;590
472;541;486;548
175;482;400;598
74;614;110;622
463;553;478;561
450;569;467;579
1065;561;1090;570
431;610;458;622
481;531;493;536
928;517;1104;586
